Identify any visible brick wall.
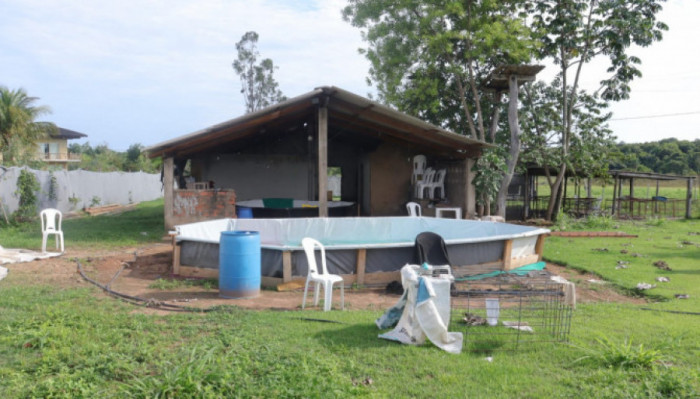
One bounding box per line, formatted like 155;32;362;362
172;189;237;226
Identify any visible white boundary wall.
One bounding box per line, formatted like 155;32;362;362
0;166;162;215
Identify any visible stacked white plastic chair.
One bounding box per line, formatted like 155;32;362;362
301;237;344;311
415;168;435;199
428;169;447;199
40;208;64;253
411;155;427;185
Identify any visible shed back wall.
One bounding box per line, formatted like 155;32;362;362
195;154;310;201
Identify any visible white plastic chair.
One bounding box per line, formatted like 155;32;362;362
412;155;427;185
428;169;447;199
301;237;344;311
40;208;64;253
415;167;435;199
406;202;422;217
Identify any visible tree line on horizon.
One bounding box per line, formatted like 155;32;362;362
613;138;700;176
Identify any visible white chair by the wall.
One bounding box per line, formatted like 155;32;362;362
415;167;435;199
406;202;422;217
412;155;427;185
301;237;345;311
40;208;64;253
428;169;447;199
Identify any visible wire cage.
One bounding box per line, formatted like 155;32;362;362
450;271;574;352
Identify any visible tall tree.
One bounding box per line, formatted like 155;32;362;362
232;31;286;113
0;86;56;164
343;0;538;216
528;0;668;220
521;80;617;180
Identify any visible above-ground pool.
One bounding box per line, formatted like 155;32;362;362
172;217;550;287
236;199;355;218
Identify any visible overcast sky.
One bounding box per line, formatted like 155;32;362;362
1;0;698;151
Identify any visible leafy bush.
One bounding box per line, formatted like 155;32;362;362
12;169;40;223
47;171;58;202
574;336;665;369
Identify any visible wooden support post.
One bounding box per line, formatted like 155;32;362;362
502;239;513;270
464;158;476;218
356;248;367;286
611;176;618;216
655;180;660;214
535;234;547;261
629;178;634;216
686;178;694;219
317;105;328;217
163;156;175;230
282;251;292;283
172;235;181;275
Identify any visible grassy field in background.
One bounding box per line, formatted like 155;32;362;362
522;178;700;219
1;200;698;397
0;199;165;250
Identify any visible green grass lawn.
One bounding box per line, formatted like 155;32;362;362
1;202;698;397
546;217;700;313
0;199;166;250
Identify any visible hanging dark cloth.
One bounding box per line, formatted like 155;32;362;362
414;232;451;266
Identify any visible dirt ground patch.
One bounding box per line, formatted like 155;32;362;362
3;244;646;313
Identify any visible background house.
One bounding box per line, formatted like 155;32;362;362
147;86;491;229
35;127;86;169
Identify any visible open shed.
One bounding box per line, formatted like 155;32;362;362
147;86;491;230
610;171;696;219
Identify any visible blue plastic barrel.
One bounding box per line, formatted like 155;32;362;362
219;231;260;299
237;206;253;219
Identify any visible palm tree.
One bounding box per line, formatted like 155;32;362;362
0;86;56;163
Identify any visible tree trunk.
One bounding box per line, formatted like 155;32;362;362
546;163;566;221
495;75;521;218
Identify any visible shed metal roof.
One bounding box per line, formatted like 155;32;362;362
146;86;491;159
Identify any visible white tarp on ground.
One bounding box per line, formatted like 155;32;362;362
0;166;162;215
0;246;61;265
0;246;62;281
377;264;463;354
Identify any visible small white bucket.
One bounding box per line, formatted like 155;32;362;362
485;298;500;326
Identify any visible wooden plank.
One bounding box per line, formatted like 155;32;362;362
276;278;306;292
356;248;367;286
282;251;292;283
502;239;513;270
318;105;328;217
535;234;547;261
509;254;541;269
